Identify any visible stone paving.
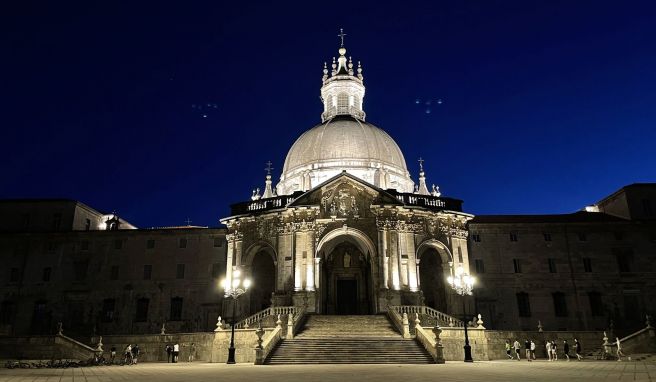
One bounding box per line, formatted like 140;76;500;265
0;359;655;381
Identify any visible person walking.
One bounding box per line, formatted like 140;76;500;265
551;340;558;361
505;340;514;359
530;340;536;360
131;344;140;364
166;344;172;363
574;338;583;361
615;337;625;361
546;340;552;361
563;340;570;361
173;343;180;363
524;339;532;361
513;339;522;360
110;346;116;364
188;343;196;362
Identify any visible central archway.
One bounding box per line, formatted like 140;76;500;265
242;242;277;315
417;240;452;313
316;227;377;315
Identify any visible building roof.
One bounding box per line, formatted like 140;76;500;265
469;211;627;224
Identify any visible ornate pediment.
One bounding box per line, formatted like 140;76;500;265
288;172;401;219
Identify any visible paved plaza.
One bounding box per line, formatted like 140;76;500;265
1;360;655;382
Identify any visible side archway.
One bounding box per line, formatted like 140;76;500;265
242;241;277;314
416;239;452;313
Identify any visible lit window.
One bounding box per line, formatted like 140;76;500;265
543;233;552;241
509;232;518;242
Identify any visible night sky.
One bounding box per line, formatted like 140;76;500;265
2;1;655;228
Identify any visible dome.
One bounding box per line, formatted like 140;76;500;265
277;115;415;195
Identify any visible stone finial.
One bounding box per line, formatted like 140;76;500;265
646;314;653;329
276;314;282;328
602;331;611;354
538;320;543;332
402;312;409;325
161;322;167;335
402;312;411;338
448;317;454;327
96;336;104;352
255;321;265;350
415;313;421;326
57;322;63;335
244;321;250;329
287;314;294;339
214;316;223;332
476;313;485;329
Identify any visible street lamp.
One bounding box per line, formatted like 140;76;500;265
220;269;251;364
447;263;476;362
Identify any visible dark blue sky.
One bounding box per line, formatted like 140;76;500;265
2;1;655;227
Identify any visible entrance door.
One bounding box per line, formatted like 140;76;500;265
336;279;358;315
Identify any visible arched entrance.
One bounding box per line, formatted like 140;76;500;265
316;228;377;315
242;243;277;315
417;240;452;313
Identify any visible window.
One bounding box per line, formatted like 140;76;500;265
42;267;52;282
176;264;185;279
73;260;88;281
457;247;463;263
552;292;568;317
52;213;62;230
471;234;481;242
643;199;653;217
84;219;91;231
577;233;587;242
516;292;531;317
213;238;223;247
583;258;592;273
614;232;623;241
170;297;183;321
211;263;222;279
543;233;552;242
101;299;115;322
80;240;89;250
337;93;349;113
614;248;633;272
9;268;21;282
143;265;152;280
548;258;557;273
110;266;119;280
474;259;485;274
146;239;155;249
509;232;518;242
588;292;604;316
114;239;122;250
0;301;17;324
135;298;149;322
179;238;187;249
513;259;522;273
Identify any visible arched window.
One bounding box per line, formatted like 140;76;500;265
337;93;349;114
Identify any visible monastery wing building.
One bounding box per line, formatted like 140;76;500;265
0;42;654;340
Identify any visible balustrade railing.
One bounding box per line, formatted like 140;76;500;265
234;306;301;329
389;305;464;328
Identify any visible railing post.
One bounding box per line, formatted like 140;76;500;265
287;313;295;339
432;325;445;364
402;312;411;339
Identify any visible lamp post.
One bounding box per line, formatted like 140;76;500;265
447;263;476;362
220;269;251;364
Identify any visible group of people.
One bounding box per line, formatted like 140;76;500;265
107;344;140;365
165;343;196;363
506;339;583;361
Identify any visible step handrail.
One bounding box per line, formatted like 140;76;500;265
389;305;464;327
386;306;405;335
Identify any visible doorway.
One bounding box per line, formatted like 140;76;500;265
336;279;358;315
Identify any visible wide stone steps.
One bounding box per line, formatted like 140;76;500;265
265;315;433;364
265;338;433;364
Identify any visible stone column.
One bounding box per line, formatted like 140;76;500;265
293;231;302;291
314;258;321;289
306;231;315;291
225;235;235;293
406;232;418;292
380;229;389;289
390;230;401;290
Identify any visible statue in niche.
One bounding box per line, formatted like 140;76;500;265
343;252;351;268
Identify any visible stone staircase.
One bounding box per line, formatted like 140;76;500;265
265;315;433;364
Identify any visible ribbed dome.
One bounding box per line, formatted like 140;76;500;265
277;115;414;194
